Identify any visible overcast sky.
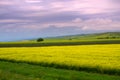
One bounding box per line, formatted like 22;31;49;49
0;0;120;41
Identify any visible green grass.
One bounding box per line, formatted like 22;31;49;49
0;70;39;80
0;61;120;80
0;44;120;75
0;39;120;47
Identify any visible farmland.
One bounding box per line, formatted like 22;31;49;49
0;32;120;47
0;32;120;80
0;39;120;47
0;44;120;75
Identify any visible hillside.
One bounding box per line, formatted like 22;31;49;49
44;32;120;41
18;32;120;43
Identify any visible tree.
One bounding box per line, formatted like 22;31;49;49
37;38;44;42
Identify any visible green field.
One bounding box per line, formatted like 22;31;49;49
0;32;120;48
0;61;120;80
0;39;120;47
0;44;120;75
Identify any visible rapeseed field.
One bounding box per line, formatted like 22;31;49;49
0;44;120;75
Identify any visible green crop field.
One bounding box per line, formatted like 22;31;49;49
0;44;120;75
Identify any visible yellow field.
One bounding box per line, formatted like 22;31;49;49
0;44;120;74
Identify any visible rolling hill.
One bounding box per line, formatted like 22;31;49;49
44;32;120;41
11;32;120;43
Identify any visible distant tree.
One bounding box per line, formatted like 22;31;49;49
37;38;44;42
68;38;72;40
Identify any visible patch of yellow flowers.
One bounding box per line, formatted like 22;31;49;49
0;44;120;71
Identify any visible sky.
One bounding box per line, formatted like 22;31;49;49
0;0;120;41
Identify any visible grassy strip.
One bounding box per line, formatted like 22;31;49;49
0;58;120;75
0;61;120;80
0;70;39;80
0;39;120;47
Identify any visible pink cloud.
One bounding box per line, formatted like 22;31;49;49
25;0;43;3
0;1;13;5
48;0;118;14
44;18;120;31
0;19;32;23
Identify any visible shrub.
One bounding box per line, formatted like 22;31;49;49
37;38;44;42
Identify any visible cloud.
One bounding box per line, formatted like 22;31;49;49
73;18;120;31
48;0;119;14
0;1;13;5
72;18;82;23
0;19;32;23
0;18;120;34
1;0;119;18
25;0;43;3
0;0;120;41
44;18;120;31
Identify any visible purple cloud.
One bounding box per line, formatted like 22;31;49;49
0;0;120;41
